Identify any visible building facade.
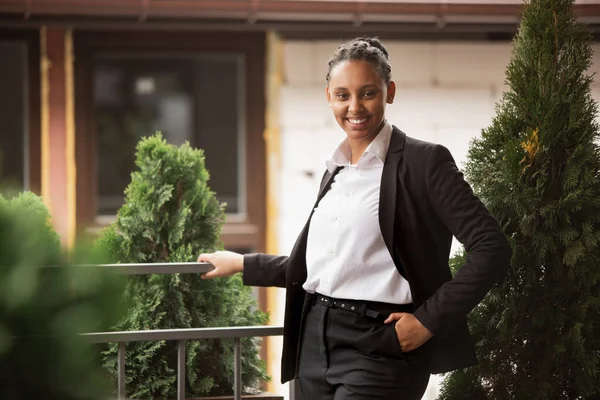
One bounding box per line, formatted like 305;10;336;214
2;1;600;398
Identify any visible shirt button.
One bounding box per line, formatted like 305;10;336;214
331;216;338;222
345;192;351;197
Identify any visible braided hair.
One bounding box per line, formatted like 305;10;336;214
325;37;392;85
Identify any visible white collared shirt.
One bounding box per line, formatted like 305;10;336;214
303;121;413;304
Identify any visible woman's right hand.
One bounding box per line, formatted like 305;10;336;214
197;250;244;280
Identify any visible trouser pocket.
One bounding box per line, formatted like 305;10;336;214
386;322;405;357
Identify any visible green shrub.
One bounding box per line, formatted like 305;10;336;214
98;133;268;399
0;192;125;400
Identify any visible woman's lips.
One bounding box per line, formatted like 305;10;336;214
346;116;370;127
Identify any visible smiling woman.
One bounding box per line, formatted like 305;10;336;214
198;36;511;400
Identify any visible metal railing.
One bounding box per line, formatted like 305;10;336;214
82;262;298;400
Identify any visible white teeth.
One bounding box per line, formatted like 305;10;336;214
349;118;367;124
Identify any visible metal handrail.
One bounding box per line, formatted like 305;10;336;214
84;326;283;343
77;261;214;275
86;326;284;400
82;262;291;400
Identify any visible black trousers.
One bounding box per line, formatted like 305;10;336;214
298;293;431;400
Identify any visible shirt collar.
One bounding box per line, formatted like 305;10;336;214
326;121;393;173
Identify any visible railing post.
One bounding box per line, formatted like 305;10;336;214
118;342;126;400
289;378;303;400
234;337;242;400
177;340;186;400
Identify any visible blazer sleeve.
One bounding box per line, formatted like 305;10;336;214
242;253;288;288
413;144;512;337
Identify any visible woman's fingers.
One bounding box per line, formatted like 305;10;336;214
201;268;219;280
383;312;406;324
197;253;213;263
198;252;216;279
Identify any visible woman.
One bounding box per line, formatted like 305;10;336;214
198;37;511;400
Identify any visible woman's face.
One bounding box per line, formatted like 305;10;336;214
326;60;395;143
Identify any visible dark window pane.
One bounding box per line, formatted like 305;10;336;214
94;54;244;216
192;57;242;215
0;42;27;189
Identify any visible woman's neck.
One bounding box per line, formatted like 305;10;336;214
348;120;385;164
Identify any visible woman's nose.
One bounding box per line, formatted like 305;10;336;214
348;98;362;113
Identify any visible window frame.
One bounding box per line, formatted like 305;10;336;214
0;41;29;189
92;52;248;218
0;28;41;195
74;31;266;252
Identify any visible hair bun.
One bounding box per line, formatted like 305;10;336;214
363;37;389;59
326;36;392;84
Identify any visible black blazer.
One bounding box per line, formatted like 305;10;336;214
243;126;512;383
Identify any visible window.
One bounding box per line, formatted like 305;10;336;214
93;54;245;216
0;42;28;190
75;31;266;252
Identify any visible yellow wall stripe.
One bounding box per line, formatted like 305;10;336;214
264;30;284;394
65;29;76;248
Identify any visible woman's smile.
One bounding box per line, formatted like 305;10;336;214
346;116;371;128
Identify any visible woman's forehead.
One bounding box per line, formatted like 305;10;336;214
328;60;385;87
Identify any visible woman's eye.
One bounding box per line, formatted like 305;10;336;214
364;91;375;97
336;93;348;100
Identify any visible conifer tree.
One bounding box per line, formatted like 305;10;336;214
98;134;268;399
439;0;600;398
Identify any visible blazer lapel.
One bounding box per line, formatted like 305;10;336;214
379;126;406;264
316;166;342;204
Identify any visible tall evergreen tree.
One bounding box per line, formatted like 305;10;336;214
98;134;268;399
439;0;600;398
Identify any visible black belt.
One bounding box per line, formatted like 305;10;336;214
312;292;413;320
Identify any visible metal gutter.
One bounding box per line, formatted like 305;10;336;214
1;0;600;24
2;1;600;36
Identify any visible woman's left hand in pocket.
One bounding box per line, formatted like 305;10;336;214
384;313;433;352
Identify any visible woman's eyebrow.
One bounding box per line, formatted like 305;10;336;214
333;84;379;91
